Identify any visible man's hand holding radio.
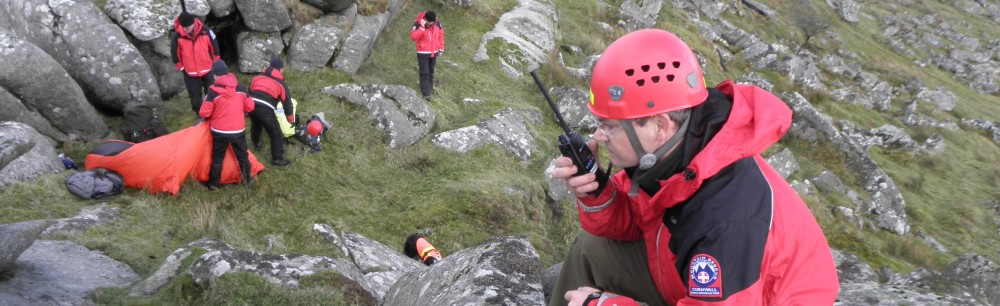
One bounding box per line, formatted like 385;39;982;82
552;138;602;198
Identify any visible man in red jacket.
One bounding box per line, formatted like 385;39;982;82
410;11;444;100
199;60;255;190
549;29;839;306
172;11;221;114
248;57;294;167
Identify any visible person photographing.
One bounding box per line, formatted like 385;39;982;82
410;11;444;101
549;29;839;306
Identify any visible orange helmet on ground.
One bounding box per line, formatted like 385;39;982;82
307;120;324;136
589;29;708;120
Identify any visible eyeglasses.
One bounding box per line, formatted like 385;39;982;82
595;119;622;137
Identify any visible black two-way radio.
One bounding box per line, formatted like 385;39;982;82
530;70;609;195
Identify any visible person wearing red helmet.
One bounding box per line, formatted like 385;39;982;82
410;11;444;100
549;29;838;306
171;11;221;114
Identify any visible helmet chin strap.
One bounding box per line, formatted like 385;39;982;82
620;117;689;196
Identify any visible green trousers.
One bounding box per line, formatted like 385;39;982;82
548;230;668;306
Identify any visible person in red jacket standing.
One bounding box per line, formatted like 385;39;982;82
549;29;839;306
248;57;294;167
410;11;444;100
172;11;221;114
199;60;255;190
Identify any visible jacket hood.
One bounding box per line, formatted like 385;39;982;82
173;16;204;38
264;67;284;80
211;74;237;94
414;11;426;24
681;80;791;181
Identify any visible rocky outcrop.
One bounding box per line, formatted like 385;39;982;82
287;8;355;71
474;0;559;77
236;30;284;73
825;0;860;23
548;87;597;131
104;0;180;41
41;204;118;238
764;148;799;179
839;252;1000;305
0;220;52;272
432;107;542;163
0;30;108;142
322;84;436;148
302;0;355;13
881;12;1000;95
0;122;65;190
783;92;910;235
234;0;293;32
132;36;186;100
381;236;544;306
208;0;237;17
0;240;139;306
131;238;369;298
619;0;663;32
331;0;405;74
0;0;162;111
312;224;421;300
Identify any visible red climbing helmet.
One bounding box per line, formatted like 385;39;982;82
589;29;708;120
307;120;324;136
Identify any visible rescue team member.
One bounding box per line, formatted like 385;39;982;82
172;11;221;114
410;10;444;100
200;60;254;190
249;57;294;167
549;29;839;306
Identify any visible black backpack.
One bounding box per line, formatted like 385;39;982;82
122;101;168;143
65;169;125;199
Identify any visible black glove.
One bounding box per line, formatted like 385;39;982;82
435;51;443;57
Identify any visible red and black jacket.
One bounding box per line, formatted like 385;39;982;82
249;67;293;116
577;81;839;305
199;74;254;133
171;17;220;77
410;12;444;57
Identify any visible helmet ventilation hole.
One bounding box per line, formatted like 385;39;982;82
636;79;646;87
673;61;681;68
625;69;634;76
641;65;650;72
651;76;660;83
666;74;675;82
657;62;666;69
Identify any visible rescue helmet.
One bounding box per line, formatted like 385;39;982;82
589;29;708;120
307;120;324;136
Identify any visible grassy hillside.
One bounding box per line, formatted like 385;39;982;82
1;0;998;304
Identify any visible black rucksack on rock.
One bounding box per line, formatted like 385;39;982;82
122;101;168;143
65;168;125;200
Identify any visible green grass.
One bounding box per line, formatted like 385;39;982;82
3;0;1000;304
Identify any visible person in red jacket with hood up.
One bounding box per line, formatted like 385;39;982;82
199;60;255;190
549;29;839;306
410;11;444;100
172;11;221;114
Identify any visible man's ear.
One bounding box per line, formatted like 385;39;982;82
654;113;678;142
